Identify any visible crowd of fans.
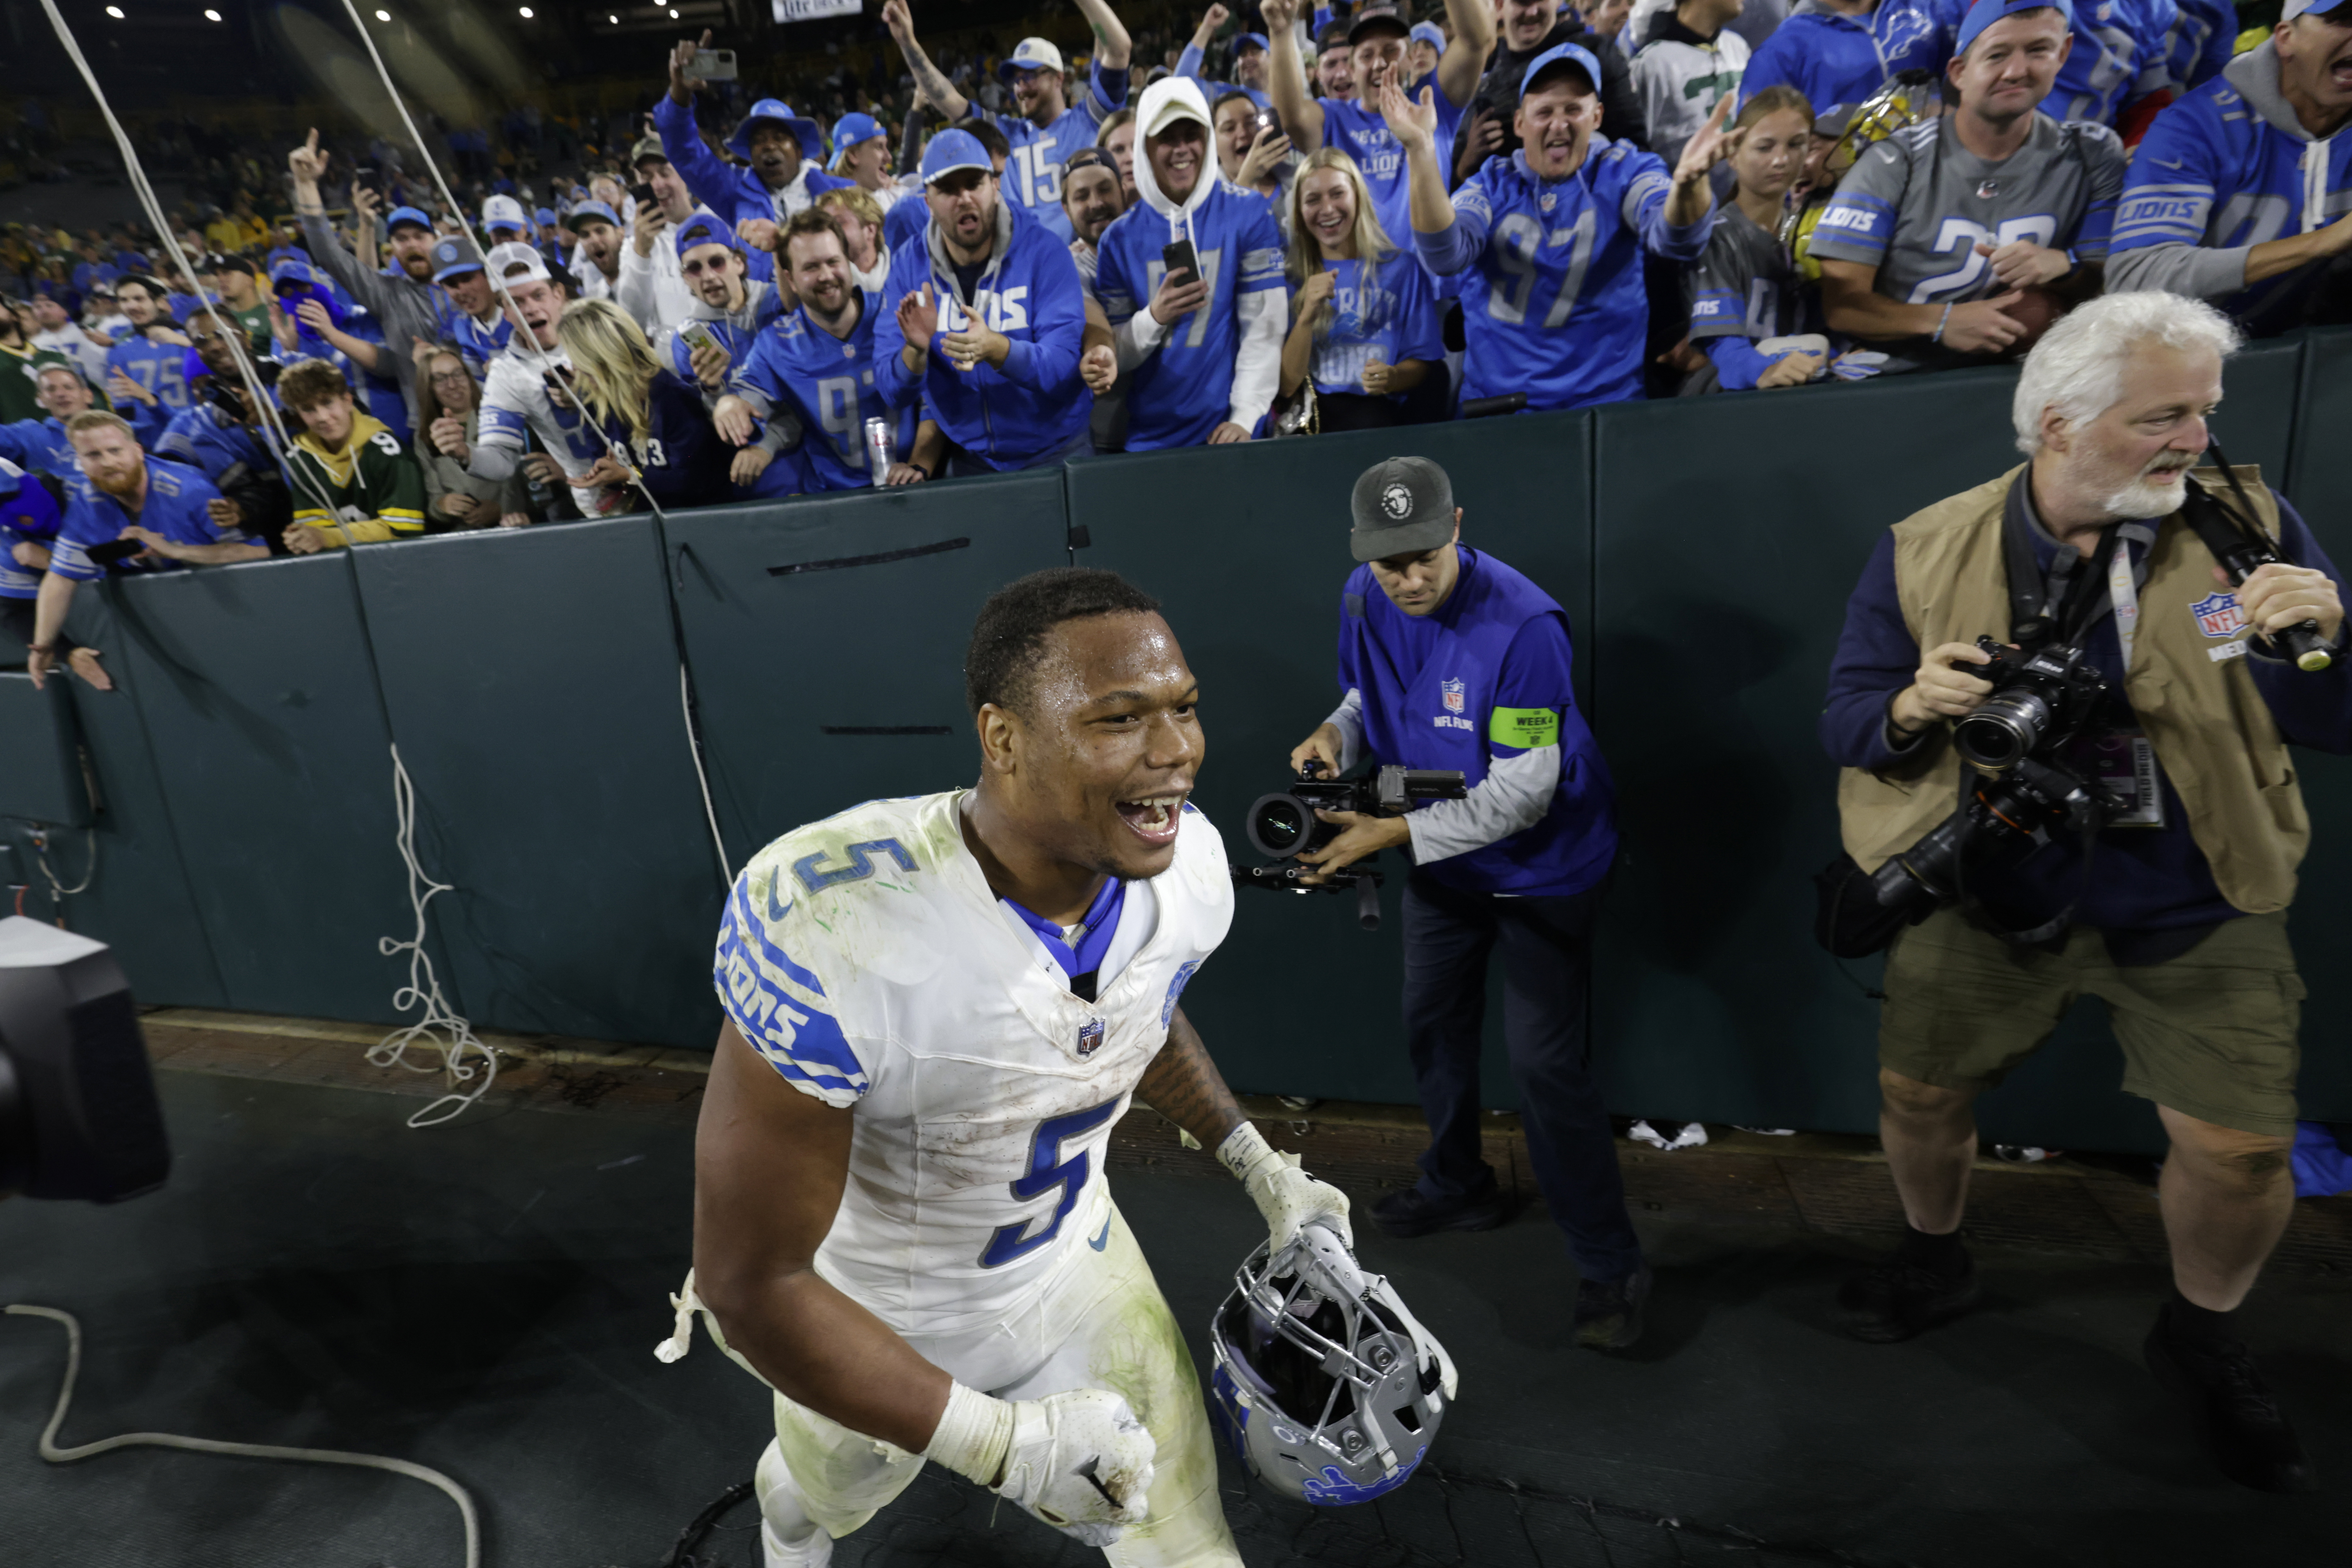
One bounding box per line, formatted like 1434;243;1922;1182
3;0;2348;685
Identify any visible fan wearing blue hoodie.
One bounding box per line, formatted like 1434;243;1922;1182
1739;0;1968;118
1094;78;1289;449
872;130;1094;474
656;31;852;284
2108;2;2352;337
664;215;786;392
881;0;1134;243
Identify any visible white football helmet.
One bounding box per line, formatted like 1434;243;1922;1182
1207;1220;1458;1505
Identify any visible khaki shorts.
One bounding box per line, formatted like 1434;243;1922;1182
1879;907;2304;1137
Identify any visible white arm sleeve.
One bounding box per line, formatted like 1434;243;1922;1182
617;243;660;331
1321;687;1366;774
1404;746;1561;864
1113;304;1173;370
1227;287;1285;430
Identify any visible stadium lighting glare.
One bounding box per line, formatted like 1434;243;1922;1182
204;6;222;16
375;7;390;17
668;6;678;14
518;3;532;13
105;4;124;15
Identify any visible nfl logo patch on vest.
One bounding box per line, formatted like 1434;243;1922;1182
1077;1017;1105;1057
2191;592;2246;639
1441;678;1465;714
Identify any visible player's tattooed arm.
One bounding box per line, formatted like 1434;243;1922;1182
1135;1005;1246;1149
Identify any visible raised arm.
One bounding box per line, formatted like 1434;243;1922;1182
1436;0;1497;108
1260;0;1326;149
658;32;753;221
1072;0;1133;71
881;0;974;123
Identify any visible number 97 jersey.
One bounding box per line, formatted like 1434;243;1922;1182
712;789;1235;1337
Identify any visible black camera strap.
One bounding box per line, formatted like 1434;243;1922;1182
1998;469;2127;651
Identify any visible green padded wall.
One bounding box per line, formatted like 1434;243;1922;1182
41;591;227;1006
351;519;727;1048
104;555;417;1022
2208;332;2303;482
663;473;1071;882
1072;413;1596;1108
0;672;88;827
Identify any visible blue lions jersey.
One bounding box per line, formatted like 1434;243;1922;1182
1317;94;1466;267
1739;0;1963;117
1095;183;1288;450
2156;0;2232;96
884;192;930;260
731;291;916;492
988;61;1130;243
2109;52;2352;336
106;330;192;446
48;458;238;581
1;459;63;600
0;417;80;488
1425;143;1714;411
155;400;276;488
666;287;787;387
2043;0;2172;126
445;306;513;384
1302;255;1446;399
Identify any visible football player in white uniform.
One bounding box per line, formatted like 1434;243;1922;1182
667;568;1352;1566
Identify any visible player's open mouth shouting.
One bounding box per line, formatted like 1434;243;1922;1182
1114;794;1186;845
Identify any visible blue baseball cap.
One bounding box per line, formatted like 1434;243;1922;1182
920;128;991;185
1520;40;1602;99
267;257;319;293
1954;0;2075;54
727;98;824;164
384;204;435;235
563;200;619;233
2284;0;2350;15
832;112;886;154
534;206;557;228
1408;21;1446;52
429;235;485;283
673;213;734;257
1233;30;1270;53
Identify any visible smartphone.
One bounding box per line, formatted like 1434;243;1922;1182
686;47;738;81
85;538;146;569
1161;239;1199;288
630;181;658;210
1255;106;1283;139
681;322;720;355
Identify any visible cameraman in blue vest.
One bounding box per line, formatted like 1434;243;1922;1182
1287;456;1648;1349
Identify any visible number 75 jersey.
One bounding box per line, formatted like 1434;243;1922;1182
712;790;1235;1336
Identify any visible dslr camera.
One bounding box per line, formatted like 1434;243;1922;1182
1818;634;2123;956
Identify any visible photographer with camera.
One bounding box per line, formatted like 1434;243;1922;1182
1284;456;1645;1349
1819;292;2352;1494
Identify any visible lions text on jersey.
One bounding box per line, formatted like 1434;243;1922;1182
1806;114;2124;372
730;289;918;492
712;790;1233;1333
1422;143;1716;410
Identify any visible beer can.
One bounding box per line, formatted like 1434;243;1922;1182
863;416;894;484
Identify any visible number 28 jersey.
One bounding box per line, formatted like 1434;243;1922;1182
713;790;1234;1336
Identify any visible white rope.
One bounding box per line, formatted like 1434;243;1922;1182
3;1304;479;1568
35;0;344;523
680;664;732;883
370;744;498;1129
32;827;98;904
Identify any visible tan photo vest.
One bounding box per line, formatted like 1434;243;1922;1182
1838;463;2309;915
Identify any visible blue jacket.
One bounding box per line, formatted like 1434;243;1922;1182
872;201;1092;471
1338;547;1617;899
0;416;79;488
653;93;854;285
0;460;62;600
1739;0;1963;116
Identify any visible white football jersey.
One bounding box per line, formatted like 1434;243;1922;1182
713;789;1234;1336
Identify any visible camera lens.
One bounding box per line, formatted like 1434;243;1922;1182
1246;792;1318;860
1954;691;2050;771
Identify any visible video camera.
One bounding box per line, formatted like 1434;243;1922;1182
0;917;172;1203
1233;764;1467;929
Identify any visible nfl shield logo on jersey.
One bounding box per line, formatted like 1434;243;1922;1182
2191;592;2246;639
1441;678;1465;714
1077;1017;1105;1057
1975;180;2000;199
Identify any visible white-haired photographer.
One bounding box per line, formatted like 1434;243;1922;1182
1820;291;2352;1496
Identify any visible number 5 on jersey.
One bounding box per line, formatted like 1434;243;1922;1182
980;1098;1122;1268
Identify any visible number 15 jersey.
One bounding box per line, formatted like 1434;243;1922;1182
712;790;1234;1337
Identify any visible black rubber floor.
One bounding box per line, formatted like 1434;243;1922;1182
2;1072;2345;1567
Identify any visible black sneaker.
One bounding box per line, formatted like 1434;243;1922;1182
1574;1262;1652;1351
2144;1320;2316;1494
1834;1245;1982;1343
1369;1182;1510;1239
